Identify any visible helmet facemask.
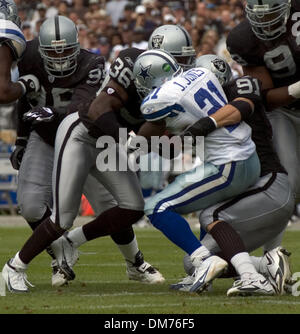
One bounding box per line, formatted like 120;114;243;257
39;41;80;78
246;1;291;41
173;46;196;71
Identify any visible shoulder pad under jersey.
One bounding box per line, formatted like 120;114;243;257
0;19;26;60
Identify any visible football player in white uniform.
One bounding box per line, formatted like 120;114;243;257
0;0;39;103
132;49;269;293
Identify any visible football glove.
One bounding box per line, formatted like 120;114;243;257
125;131;149;155
10;138;27;170
17;74;40;95
23;107;55;124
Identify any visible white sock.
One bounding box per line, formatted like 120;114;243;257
190;245;211;266
66;227;87;248
231;252;259;280
10;252;27;271
250;256;263;273
117;236;139;264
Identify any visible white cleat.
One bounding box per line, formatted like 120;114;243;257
51;259;69;287
2;260;34;293
126;251;165;284
260;247;292;295
170;275;195;292
50;235;79;286
189;255;228;293
227;273;275;297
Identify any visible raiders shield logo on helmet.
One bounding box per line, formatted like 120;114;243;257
151;35;164;49
212;59;226;73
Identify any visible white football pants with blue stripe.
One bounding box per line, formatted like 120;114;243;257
145;152;261;255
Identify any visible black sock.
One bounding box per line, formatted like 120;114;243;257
110;227;135;245
19;217;66;264
209;221;246;262
26;207;55;260
83;206;143;241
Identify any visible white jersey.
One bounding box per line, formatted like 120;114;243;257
141;68;256;165
0;19;26;61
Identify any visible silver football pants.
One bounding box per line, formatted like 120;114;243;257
50;113;144;230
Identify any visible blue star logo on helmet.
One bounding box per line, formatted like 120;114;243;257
138;64;152;82
0;0;9;10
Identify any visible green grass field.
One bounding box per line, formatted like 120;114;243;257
0;225;300;314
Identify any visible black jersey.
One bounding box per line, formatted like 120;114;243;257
227;0;300;89
224;77;286;176
80;47;145;135
17;38;105;145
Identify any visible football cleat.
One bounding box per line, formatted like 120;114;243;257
51;259;69;287
189;255;228;293
260;247;292;295
50;235;79;285
227;274;275;297
2;260;34;293
170;275;195;292
126;251;165;284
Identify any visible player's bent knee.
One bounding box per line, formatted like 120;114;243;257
51;211;77;231
144;199;158;216
18;201;49;223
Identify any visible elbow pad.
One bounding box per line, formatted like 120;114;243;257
228;100;254;121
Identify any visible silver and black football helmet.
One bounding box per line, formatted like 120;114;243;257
195;54;232;86
39;16;80;78
133;49;183;99
0;0;21;27
245;0;291;40
148;25;196;70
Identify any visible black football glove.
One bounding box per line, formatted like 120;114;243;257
23;107;55;124
10;138;27;170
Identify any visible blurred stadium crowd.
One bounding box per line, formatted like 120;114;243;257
14;0;245;73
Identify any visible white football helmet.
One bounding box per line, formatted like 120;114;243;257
133;49;183;98
196;54;232;86
245;0;291;40
39;16;80;78
148;25;196;70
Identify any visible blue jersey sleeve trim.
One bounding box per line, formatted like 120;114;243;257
143;103;185;121
0;28;26;42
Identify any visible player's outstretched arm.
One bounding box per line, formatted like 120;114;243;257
243;65;297;110
0;44;23;103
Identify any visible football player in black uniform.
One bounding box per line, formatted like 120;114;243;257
226;0;300;209
0;0;39;104
1;24;197;292
171;55;294;296
6;15;109;288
